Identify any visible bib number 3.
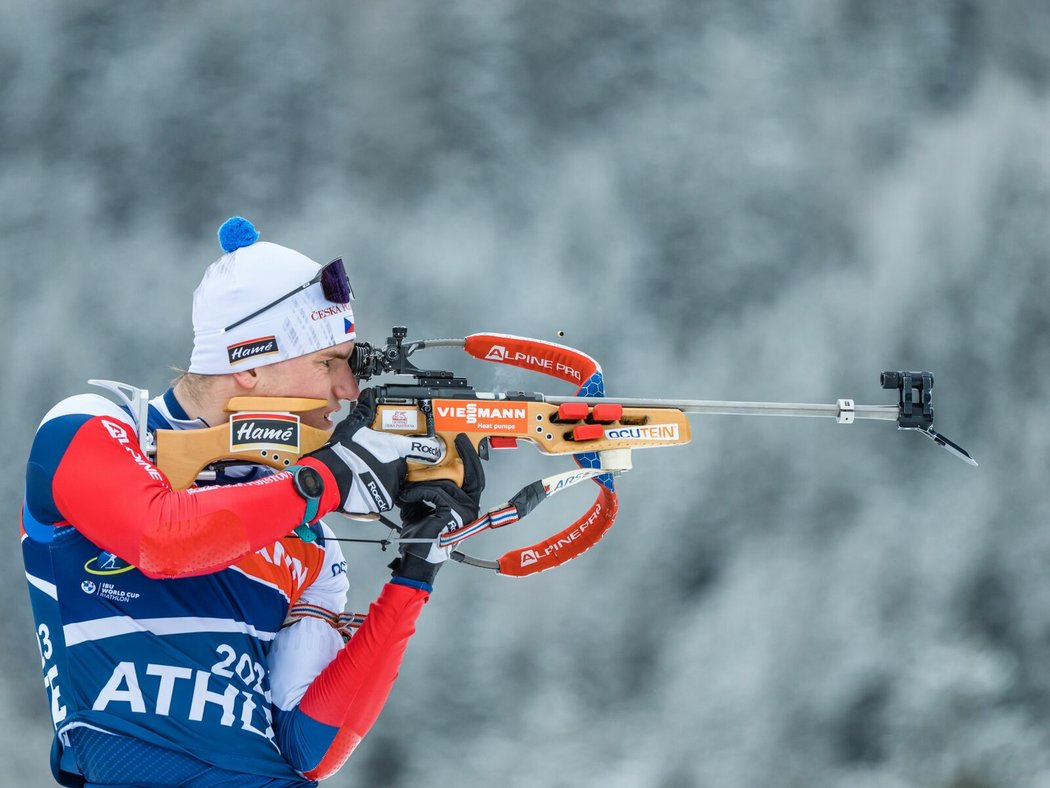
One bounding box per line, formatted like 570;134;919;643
37;624;68;726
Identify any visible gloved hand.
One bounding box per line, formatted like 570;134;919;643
302;390;446;514
391;433;485;587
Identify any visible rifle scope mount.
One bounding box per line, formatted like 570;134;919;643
349;326;466;386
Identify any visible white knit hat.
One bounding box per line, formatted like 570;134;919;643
188;217;356;374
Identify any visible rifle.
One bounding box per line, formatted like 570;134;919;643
345;327;974;575
92;326;975;578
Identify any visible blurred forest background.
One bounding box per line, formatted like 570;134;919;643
2;1;1048;786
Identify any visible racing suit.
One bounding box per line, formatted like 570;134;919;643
22;386;428;786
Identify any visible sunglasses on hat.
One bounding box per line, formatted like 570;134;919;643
223;257;354;333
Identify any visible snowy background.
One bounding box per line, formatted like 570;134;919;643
2;1;1048;786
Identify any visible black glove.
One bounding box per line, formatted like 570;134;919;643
391;433;485;587
303;390;446;514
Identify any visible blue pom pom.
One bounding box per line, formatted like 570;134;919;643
218;216;259;253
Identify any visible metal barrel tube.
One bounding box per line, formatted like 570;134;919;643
543;396;899;422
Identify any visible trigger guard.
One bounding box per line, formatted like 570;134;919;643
405;456;465;487
344;512;381;522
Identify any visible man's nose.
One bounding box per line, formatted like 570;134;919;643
333;361;361;402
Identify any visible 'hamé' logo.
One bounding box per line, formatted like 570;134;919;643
84;552;136;576
227;336;280;365
230;412;301;453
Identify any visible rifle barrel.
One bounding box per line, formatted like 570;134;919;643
543;396;899;422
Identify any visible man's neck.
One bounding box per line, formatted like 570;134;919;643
171;379;232;428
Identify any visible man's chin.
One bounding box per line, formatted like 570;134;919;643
303;412;337;433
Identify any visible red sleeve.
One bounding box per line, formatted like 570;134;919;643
51;415;341;578
298;583;428;780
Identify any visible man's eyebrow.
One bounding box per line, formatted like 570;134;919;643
324;348;353;360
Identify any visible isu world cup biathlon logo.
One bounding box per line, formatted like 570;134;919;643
84;551;135;576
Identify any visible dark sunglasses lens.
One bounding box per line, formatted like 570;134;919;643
320;258;353;304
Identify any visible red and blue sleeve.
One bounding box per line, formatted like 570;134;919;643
271;583;429;780
25;403;340;578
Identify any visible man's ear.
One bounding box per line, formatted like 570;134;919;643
231;368;260;391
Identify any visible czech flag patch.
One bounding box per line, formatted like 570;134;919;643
344;318;355;334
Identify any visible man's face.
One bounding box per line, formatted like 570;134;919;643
249;340;360;431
